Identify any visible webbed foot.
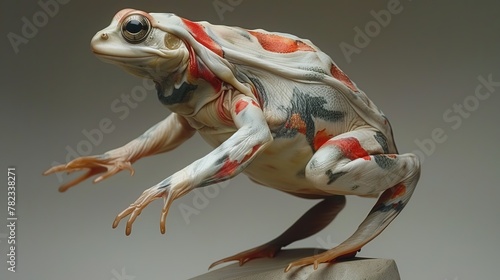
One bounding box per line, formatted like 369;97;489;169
284;248;358;272
209;242;282;269
112;178;191;236
43;154;134;192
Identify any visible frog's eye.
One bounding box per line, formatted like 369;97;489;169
121;14;151;43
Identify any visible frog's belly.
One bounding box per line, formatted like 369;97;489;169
242;135;330;196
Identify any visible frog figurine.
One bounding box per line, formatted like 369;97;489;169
44;9;421;272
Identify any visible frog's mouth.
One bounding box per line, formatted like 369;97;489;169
91;38;156;61
93;52;155;62
91;54;158;77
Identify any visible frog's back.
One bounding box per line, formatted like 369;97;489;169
199;23;397;152
239;69;366;138
160;16;397;152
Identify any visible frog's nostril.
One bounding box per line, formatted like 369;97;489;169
100;33;109;40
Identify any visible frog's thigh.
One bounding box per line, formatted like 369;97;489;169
305;129;406;196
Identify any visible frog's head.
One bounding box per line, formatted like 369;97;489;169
91;9;188;81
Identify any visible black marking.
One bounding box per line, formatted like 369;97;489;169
308;159;319;169
326;170;347;185
249;77;269;106
274;87;344;150
238;29;252;40
215;154;228;165
374;131;389;153
372;201;404;213
157;82;198;105
373;155;396;169
300;66;327;81
300;66;327;74
158;177;172;189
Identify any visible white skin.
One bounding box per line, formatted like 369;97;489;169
44;9;421;272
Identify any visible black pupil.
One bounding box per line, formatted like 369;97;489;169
126;20;144;34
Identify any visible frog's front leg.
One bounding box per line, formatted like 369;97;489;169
112;95;273;235
43;113;195;191
285;128;421;271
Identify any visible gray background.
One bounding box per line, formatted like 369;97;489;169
1;0;499;279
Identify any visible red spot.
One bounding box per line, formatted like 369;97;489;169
216;145;261;178
235;100;249;115
216;159;239;179
234;99;260;115
242;145;262;163
182;19;224;91
362;156;372;161
215;94;232;126
285;114;307;134
371;183;406;214
313;129;332;151
390;183;406;199
181;19;223;57
374;191;391;208
330;64;358;92
248;31;315;53
375;183;406;209
327;137;369;160
187;46;222;91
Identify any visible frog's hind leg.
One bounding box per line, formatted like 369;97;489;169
209;195;346;269
285;128;421;271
